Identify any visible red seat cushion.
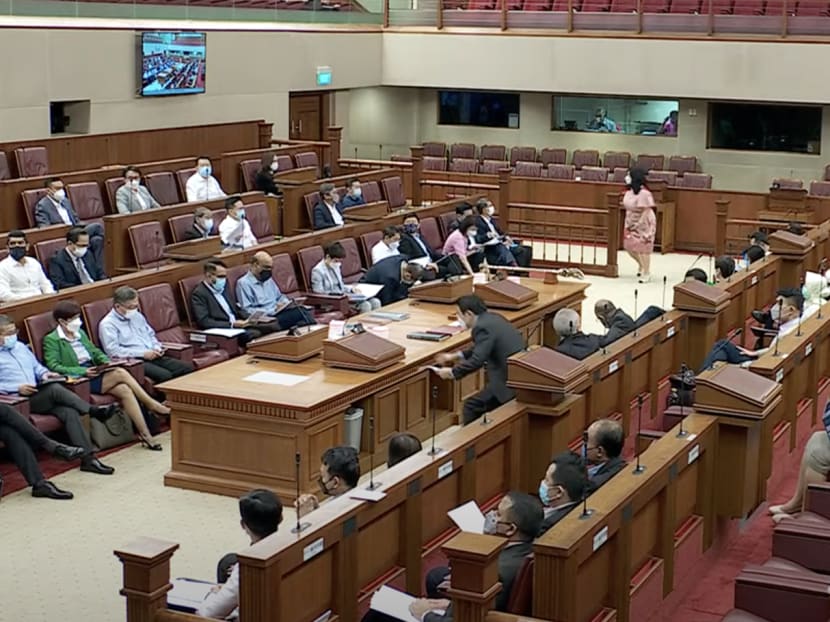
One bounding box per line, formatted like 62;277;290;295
193;350;231;370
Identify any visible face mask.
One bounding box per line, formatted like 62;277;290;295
2;335;17;349
624;174;633;186
202;218;214;231
332;193;340;204
390;241;400;251
129;179;140;189
123;308;138;318
539;480;551;506
270;161;279;172
257;268;272;283
318;476;336;497
468;231;478;239
212;277;227;293
72;246;88;259
54;189;66;201
198;165;212;178
486;206;495;216
403;223;418;235
332;261;342;269
771;304;782;322
67;318;83;333
352;187;362;198
236;208;246;219
9;247;26;261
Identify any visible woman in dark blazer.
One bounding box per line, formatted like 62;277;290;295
42;300;169;450
254;152;282;196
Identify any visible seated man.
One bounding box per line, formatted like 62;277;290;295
0;403;84;500
183;206;217;241
340;178;365;209
584;418;626;493
371;226;401;265
714;256;736;283
48;226;106;290
399;213;441;265
116;166;161;214
313;183;344;230
311;242;381;314
0;230;55;302
236;252;314;331
99;286;194;384
745;244;766;265
474;199;532;268
683;268;708;284
218;196;258;250
747;230;770;254
552;308;600;360
196;489;283;620
594;299;635;347
186;156;226;202
191;259;281;346
539;451;586;534
387;433;422;468
35;178;105;263
360;256;424;306
0;314;115;475
295;446;359;517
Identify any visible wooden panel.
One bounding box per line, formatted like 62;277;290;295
577;543;613;622
422;470;460;544
357;508;402;588
279;549;335;621
676;461;699;529
374;385;404;444
475;441;507;502
405;374;429;429
630;498;660;575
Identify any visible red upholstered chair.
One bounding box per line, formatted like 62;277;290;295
579;166;609;182
642;0;670;10
240;159;260;192
225;264;250;297
146;172;183;206
420;216;444;249
773;178;804;189
581;0;610;10
34;238;67;276
303;191;321;228
810;181;830;197
0;152;11;180
360;231;383;266
610;167;629;183
764;0;794;14
551;0;574;10
733;0;764;12
540;148;567;166
438;212;458;240
670;0;701;11
796;0;830;14
81;298;116;349
14;146;49;177
423;156;448;171
711;0;734;11
647;170;679;186
22;188;49;228
572;149;600;169
680;173;712;189
510;146;537;167
296;246;325;291
603;151;631;171
423;142;447;158
175;168;197;201
243;202;274;244
480;159;509;175
449;143;476;161
128;221;170;270
381;177;406;209
514;161;543;177
611;0;637;10
362;181;383;204
547;164;576;180
337;238;366;284
667;155;698;176
104;177;124;212
66;182;107;224
275;154;294;171
450;158;479;174
469;0;497;7
294;151;320;173
636;154;665;172
480;145;506;162
506;555;534;615
271;252;345;323
176;273;243;359
168;213;196;243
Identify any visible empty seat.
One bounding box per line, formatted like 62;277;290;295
240;159;260;192
540;148;567;166
480;160;509;175
581;0;610;9
610;0;637;10
711;0;734;11
636;154;665;171
128;221;169;269
243;202;274;243
104;177;124;212
360;231;384;265
514;161;543;177
275;154;294;171
551;0;578;9
773;178;804;189
763;0;794;14
21;188;49;228
34;238;67;275
423;156;448;171
547;164;576;180
338;238;365;283
733;0;764;13
438;212;458;240
604;151;631;170
526;0;555;8
667;155;698;176
642;0;670;10
449;158;479;174
469;0;497;7
670;0;701;12
66;182;107;225
14;146;49;177
363;181;383;204
294;151;320;172
510;146;537;166
680;172;712;189
572;150;600;169
480;145;507;162
810;181;830;196
579;166;609;182
796;0;830;14
647;170;679;186
381;177;406;209
147;172;183;206
420;216;444;249
449;143;476;160
611;167;629;183
0;152;10;180
422;142;447;158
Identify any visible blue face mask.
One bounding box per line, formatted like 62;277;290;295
3;334;18;349
538;480;551;506
199;165;212;178
236;208;246;219
212;277;227;293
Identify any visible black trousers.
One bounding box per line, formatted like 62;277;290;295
27;383;94;453
143;356;195;383
462;387;508;425
510;244;533;268
0;404;55;486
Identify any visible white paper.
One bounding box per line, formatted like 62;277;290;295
328;320;346;340
243;371;309;387
409;256;432;267
473;273;488;284
349;487;387;502
352;283;384;298
168;578;214;610
370;586;421;622
447;500;486;534
202;328;246;337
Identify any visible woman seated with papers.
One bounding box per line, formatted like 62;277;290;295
311;242;381;314
441;217;484;277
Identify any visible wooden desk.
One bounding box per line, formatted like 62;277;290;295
160;280;588;500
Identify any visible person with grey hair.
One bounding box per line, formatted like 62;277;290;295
312;182;344;230
98;286;194;384
594;299;634;346
584;418;626;493
183;206;217;241
552;308;600;360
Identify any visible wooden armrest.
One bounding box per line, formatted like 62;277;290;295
302;292;350;315
806;482;830;519
63;377;91;401
186;330;241;358
161;342;194;365
0;394;31;417
161;342;192;352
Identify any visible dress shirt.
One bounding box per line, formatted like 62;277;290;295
411;234;429;257
235;272;289;316
218;216;258;250
57;325;91;365
209;283;236;323
99;309;162;359
0;342;50;394
371;241;400;265
67;249;94;284
761;304;820;354
480;216;502;246
196;562;239;620
327;202;344;226
310;260;346;295
0;255;55;302
52;198;73;225
185;172;226;202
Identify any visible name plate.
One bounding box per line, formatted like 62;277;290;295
688;445;700;464
806;343;813;357
608;361;619;374
592;526;609;552
667;326;675;339
438;460;454;479
303;537;325;561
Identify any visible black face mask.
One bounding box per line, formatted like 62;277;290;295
9;247;26;261
258;268;272;283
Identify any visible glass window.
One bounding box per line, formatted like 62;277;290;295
552;96;679;136
708;102;821;155
438;91;520;129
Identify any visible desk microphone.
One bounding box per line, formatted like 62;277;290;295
677;363;690;438
633;289;639;337
283;297;314;334
661;276;668;321
632;394;646;475
685;253;705;275
578;433;594;521
773;299;784;357
367;416;381;491
797;274;805;337
154;230;161;271
428;384;442;456
291;452;311;535
354;146;358;161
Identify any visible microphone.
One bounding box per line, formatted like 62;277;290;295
578;432;594;521
428;385;442;456
633;289;639;337
632;394;646;475
154;230;161;271
686;253;705;275
367;416;381;491
662;276;668;322
797;274;805;337
354;146;358;161
773;299;784;357
282;297;315;334
291;452;311;534
379;143;383;161
677;370;689;438
525;321;541;351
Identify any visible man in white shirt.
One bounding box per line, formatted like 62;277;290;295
186;156;227;202
0;230;55;302
196;489;283;620
371;226;401;265
218;196;258;250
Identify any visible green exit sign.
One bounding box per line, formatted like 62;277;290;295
316;67;332;87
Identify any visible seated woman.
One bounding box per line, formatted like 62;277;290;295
441;216;483;276
387;432;422;468
42;300;170;450
254;152;282;197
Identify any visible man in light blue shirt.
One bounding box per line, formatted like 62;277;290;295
0;314;115;475
235;252;314;331
98;286;194;384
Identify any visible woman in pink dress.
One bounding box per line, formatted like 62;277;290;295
622;168;657;283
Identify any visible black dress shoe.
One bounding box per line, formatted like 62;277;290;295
89;404;118;421
32;480;74;500
80;457;115;475
52;444;86;462
751;310;770;324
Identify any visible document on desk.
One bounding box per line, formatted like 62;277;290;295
202;328;246;338
370;586;429;622
351;283;384;298
349;487;387;502
168;577;214;612
447;500;486;534
243;371;309;387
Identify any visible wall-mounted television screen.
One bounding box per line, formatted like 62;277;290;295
140;31;206;97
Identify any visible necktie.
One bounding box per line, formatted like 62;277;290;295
75;257;92;284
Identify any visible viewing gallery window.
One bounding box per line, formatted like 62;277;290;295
708;102;821;155
552;95;679;136
438;90;520;128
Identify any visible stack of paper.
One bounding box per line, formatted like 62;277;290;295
447;500;486;534
369;586;423;622
168;578;214;612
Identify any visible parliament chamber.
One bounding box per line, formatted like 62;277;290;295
3;11;830;622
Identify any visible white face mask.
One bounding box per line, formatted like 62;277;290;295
486;205;495;216
469;230;478;239
331;193;340;204
390;241;400;251
128;179;140;189
72;246;88;258
352;187;362;198
771;304;781;322
270;161;280;172
202;218;214;231
67;318;83;333
123;308;138;318
624;174;632;186
54;189;66;201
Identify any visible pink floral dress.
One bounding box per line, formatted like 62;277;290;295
622;188;657;254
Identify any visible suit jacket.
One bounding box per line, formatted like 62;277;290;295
190;281;249;329
555;333;600;360
254;170;281;196
34;196;81;228
47;247;106;290
42;328;109;377
587;456;627;493
183;222;215;241
474;214;505;245
313;201;344;230
115;184;161;214
452;311;525;403
424;541;533;621
399;232;440;262
598;309;635;347
539;500;580;535
361;255;410;306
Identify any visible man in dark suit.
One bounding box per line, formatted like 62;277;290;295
473;199;532;268
312;182;345;230
538;451;586;535
552;308;600;360
48;226;106;290
399;213;441;264
433;295;525;424
183;207;217;241
360;255;424;307
594;299;635;347
585;419;626;494
34;178;106;266
190;259;280;346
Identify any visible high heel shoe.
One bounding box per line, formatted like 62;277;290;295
140;436;162;451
